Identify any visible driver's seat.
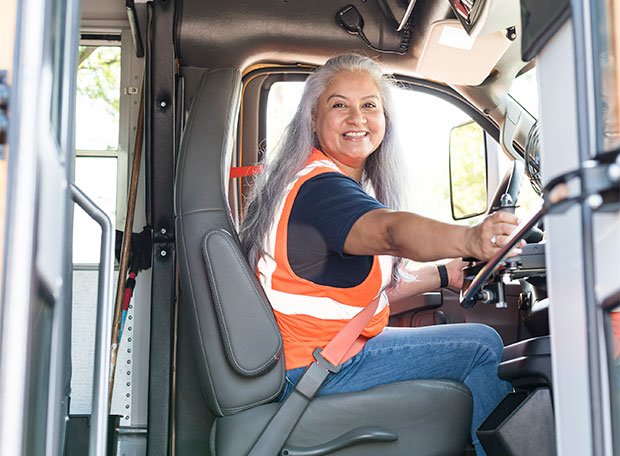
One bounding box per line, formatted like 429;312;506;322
173;67;474;455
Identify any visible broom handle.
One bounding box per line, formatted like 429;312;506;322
109;77;145;405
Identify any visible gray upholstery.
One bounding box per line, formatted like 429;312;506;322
175;68;285;416
213;380;473;456
202;229;282;376
174;67;474;455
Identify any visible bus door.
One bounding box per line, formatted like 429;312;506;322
0;0;88;454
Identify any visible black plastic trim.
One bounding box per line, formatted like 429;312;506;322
145;0;177;454
79;33;121;42
520;0;571;61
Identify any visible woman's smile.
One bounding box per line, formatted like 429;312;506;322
343;130;369;139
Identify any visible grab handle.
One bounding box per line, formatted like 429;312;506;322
70;184;115;456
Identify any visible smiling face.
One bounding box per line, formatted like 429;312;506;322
313;71;386;180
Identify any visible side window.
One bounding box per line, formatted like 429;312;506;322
266;80;543;223
71;34;146;426
73;44;121;264
267;82;496;224
71;41;122;419
390;88;486;224
266;81;304;160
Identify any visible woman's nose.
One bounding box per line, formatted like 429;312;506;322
347;107;366;125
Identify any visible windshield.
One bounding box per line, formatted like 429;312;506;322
509;67;539;119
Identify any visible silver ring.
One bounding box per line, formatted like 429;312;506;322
490;234;498;246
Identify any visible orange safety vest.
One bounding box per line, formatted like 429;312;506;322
257;149;393;370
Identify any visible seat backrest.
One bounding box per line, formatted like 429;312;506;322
174;68;285;418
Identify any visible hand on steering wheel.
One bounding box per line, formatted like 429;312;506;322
465;211;523;261
459;160;528;308
459;206;545;308
461;160;524;260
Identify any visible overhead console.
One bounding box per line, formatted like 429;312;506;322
415;0;521;85
175;0;418;70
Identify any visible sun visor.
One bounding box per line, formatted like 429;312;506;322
416;20;512;86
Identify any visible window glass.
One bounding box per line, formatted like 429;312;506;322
73;44;121;264
73;157;117;263
393;89;475;223
509;68;539;119
266;81;304;159
75;46;121;151
267;81;543;226
267;82;486;224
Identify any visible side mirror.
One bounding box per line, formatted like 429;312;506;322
449;121;488;220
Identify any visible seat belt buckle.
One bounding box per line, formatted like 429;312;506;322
313;347;341;373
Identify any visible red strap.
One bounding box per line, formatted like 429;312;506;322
229;165;263;179
320;295;381;367
122;272;137;311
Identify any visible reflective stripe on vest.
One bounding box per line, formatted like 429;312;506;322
258;149;392;370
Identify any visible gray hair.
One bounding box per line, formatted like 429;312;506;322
240;53;407;286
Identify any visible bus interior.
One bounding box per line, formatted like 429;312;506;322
0;0;619;455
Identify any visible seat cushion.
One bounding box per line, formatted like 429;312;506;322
212;379;473;456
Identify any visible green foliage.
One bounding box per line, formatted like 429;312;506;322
449;121;487;219
77;46;121;117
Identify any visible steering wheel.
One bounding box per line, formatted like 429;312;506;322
459;160;525;308
459;205;546;308
488;159;524;215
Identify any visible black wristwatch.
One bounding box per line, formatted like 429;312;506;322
436;264;449;288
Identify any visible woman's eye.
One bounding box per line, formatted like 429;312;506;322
332;102;346;108
363;102;376;109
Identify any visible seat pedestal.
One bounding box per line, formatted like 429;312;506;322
477;336;555;456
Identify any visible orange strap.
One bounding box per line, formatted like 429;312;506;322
320;295;381;367
229;165;263;179
611;312;620;359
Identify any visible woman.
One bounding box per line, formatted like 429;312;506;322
240;54;518;456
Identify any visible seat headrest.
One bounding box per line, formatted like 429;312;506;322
175;68;241;218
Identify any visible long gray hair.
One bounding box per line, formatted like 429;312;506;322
240;54;407;286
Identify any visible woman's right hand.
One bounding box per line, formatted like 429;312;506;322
465;211;523;261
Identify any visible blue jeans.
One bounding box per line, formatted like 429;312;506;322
280;323;512;456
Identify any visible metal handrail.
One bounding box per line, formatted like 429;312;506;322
70;184;115;456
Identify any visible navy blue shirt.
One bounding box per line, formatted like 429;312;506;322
287;172;385;288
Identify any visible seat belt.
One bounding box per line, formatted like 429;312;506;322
247;294;382;456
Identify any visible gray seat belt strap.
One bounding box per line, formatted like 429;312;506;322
247;295;381;456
